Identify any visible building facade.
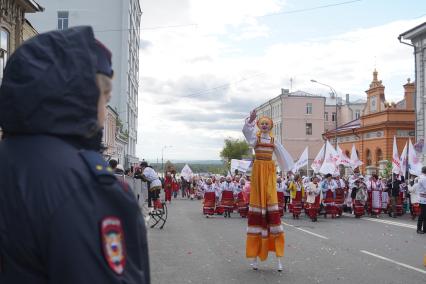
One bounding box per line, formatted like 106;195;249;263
27;0;142;167
0;0;43;81
400;22;426;162
323;70;415;174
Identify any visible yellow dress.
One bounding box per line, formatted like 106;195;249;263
243;119;294;261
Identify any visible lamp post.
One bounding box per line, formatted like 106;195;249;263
311;79;339;147
161;145;172;177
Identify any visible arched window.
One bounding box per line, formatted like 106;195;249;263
366;149;372;166
376;148;383;164
0;27;10;80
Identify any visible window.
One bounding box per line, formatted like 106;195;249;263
306;123;312;135
0;28;9;80
306;103;312;114
324;112;328;121
376;148;383;164
355;110;360;119
57;11;69;30
332;112;336;122
366;149;372;166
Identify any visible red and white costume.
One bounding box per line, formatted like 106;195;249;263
367;179;383;216
320;179;337;218
276;180;286;217
305;181;321;221
202;182;217;216
334;178;346;216
164;175;173;203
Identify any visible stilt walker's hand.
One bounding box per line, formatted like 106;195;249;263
249;109;257;123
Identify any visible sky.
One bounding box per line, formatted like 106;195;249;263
137;0;426;162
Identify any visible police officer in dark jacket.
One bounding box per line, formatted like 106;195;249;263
0;27;150;284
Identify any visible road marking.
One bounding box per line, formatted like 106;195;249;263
282;221;329;240
360;250;426;275
342;213;417;229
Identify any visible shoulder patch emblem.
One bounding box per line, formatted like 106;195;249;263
101;217;126;275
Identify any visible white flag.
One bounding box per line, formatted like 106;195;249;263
230;159;252;173
400;142;408;176
319;141;339;175
350;144;363;170
391;136;401;175
408;139;422;176
336;144;351;167
292;147;309;172
180;164;193;182
311;144;325;173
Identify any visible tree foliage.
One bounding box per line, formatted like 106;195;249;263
219;138;250;162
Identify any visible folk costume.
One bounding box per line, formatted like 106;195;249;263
242;115;294;270
334;177;346;217
367;177;383;216
320;177;337;218
305;181;321;222
202;179;217;216
288;180;305;219
164;173;173;203
220;177;235;218
276;179;286;217
236;179;249;218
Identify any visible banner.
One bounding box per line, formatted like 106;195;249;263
408;139;422;176
319;141;338;175
391;136;401;175
180;164;193;182
292;146;309;173
350;144;363;170
336;144;351;167
230;159;252;173
400;142;408;176
311;144;325;173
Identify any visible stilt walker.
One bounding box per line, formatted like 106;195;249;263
242;110;294;271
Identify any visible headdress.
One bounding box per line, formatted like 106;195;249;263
256;116;274;138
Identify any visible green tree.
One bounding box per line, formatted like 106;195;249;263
220;138;250;168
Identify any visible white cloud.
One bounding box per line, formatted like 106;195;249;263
137;0;425;161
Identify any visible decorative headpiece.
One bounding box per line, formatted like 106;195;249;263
256;116;273;130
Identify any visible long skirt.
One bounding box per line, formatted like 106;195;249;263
324;190;336;217
237;192;248;217
371;190;382;215
305;195;320;220
353;200;365;218
335;188;344;215
165;188;172;202
277;191;285;217
291;191;303;218
203;192;216;215
381;192;389;211
246;160;284;261
221;190;235;210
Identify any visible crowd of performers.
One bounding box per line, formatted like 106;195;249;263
194;168;424;224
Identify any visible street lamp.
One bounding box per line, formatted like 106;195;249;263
311;79;339;147
161;145;172;177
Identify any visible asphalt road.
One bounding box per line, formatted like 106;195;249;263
148;197;426;284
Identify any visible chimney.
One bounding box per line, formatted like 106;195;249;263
403;78;415;110
346;94;350;104
281;88;289;95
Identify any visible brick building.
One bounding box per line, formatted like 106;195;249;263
323;70;415;174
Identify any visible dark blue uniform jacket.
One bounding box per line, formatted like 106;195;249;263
0;27;150;284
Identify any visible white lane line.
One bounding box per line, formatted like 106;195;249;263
282;221;329;240
342;213;417;229
360;250;426;275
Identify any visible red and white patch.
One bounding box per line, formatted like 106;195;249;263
101;216;126;275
